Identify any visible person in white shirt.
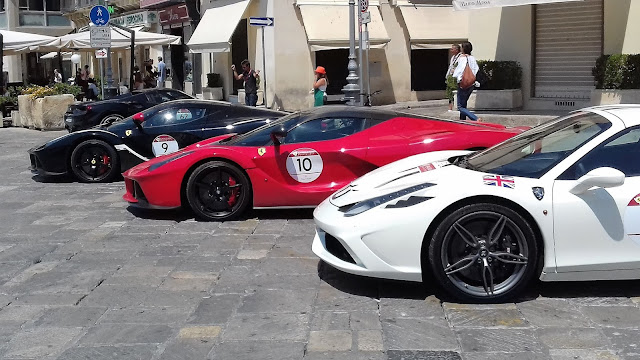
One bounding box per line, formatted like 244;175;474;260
445;44;461;111
452;41;482;122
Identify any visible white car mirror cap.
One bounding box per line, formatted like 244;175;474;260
570;167;625;195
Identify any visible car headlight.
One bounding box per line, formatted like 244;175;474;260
148;151;194;172
343;183;435;217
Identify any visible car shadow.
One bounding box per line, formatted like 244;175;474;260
247;208;315;220
31;174;124;184
126;206;192;221
317;260;640;303
125;207;315;222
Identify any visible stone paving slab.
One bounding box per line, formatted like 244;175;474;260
2;127;640;359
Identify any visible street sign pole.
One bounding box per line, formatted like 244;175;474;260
261;26;267;108
365;23;370;103
342;0;360;106
99;58;104;99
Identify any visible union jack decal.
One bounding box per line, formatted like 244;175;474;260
483;175;515;189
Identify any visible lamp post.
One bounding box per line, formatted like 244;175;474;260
71;54;81;80
342;0;360;106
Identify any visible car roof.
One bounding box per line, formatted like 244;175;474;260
157;99;287;113
578;105;640;127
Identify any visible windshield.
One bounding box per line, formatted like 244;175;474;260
226;111;306;146
463;112;612;178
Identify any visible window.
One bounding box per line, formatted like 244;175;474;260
166;90;193;101
559;127;640;179
284;117;366;144
466;112;612;179
145;107;207;128
411;49;449;91
147;91;179;103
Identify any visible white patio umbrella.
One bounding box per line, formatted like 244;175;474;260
452;0;583;10
37;27;181;51
0;29;57;54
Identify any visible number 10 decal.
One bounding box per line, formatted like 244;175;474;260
286;148;324;183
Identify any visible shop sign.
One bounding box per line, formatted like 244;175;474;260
159;4;190;25
111;11;158;28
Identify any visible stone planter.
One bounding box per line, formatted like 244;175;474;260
11;111;20;127
17;94;75;130
590;89;640;106
455;89;523;110
203;87;224;100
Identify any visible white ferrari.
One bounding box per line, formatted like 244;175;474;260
313;105;640;302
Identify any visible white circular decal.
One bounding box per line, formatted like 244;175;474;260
176;108;192;121
152;134;179;157
286;148;324;183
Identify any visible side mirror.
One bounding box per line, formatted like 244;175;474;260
570;167;625;195
270;130;287;145
132;112;145;130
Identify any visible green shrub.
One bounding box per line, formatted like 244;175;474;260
206;73;223;88
22;83;81;99
476;61;522;90
592;54;640;89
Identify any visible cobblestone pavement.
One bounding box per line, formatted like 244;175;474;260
1;127;640;360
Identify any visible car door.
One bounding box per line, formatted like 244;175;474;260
132;105;209;158
252;116;370;206
552;126;640;274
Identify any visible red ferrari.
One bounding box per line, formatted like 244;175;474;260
123;106;527;220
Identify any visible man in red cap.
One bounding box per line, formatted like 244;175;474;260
313;66;328;107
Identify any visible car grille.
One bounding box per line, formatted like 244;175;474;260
325;233;356;264
133;181;147;201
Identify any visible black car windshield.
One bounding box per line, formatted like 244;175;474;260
225;111;307;146
463;112;612;178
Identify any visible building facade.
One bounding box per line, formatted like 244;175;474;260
1;0;73;83
189;0;640;111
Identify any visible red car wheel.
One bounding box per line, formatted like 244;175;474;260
186;161;252;221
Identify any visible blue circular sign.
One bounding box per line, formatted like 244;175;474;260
89;5;110;26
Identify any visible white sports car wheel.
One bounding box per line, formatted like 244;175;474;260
428;203;538;303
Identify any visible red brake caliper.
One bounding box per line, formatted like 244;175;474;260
227;176;238;207
102;155;110;165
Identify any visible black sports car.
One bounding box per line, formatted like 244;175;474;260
30;100;286;182
64;88;194;132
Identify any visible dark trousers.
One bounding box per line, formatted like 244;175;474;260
245;93;258;107
457;85;478;121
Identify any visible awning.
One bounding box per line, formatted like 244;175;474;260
452;0;583;10
32;27;181;52
187;0;250;53
0;30;57;54
39;52;73;61
297;3;390;51
398;5;468;49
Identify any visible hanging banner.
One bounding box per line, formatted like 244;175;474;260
453;0;583;10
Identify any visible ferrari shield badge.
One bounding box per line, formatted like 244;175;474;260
625;193;640;245
532;187;545;201
258;147;266;156
125;130;132;137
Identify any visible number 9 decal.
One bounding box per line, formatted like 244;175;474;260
286;148;324;183
152;134;180;157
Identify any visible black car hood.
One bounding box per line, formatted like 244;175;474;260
106;118;139;138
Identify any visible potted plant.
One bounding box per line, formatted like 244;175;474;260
203;73;224;101
18;83;81;130
590;54;640;105
455;61;523;110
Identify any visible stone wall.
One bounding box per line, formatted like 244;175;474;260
18;94;75;130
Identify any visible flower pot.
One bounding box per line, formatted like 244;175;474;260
590;89;640;106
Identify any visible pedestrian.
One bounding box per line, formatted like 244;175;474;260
144;65;157;89
53;69;62;84
445;44;461;111
133;66;144;90
232;59;260;107
453;41;482;122
86;78;99;100
157;56;166;88
312;66;328;107
81;65;91;81
184;56;193;82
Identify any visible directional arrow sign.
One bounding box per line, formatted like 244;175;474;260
95;49;108;59
249;17;274;27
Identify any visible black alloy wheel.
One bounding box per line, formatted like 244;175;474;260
99;114;124;127
186;161;252;221
70;139;119;183
428;203;538;303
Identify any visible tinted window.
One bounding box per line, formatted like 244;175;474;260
283;117;366;144
559;126;640;179
166;90;193;100
145;107;207;128
227;112;303;147
464;112;612;179
147;91;179;103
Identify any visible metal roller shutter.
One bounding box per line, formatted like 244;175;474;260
534;0;603;99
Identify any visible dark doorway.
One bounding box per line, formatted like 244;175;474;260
170;27;185;91
411;49;449;91
315;49;349;96
231;18;248;95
